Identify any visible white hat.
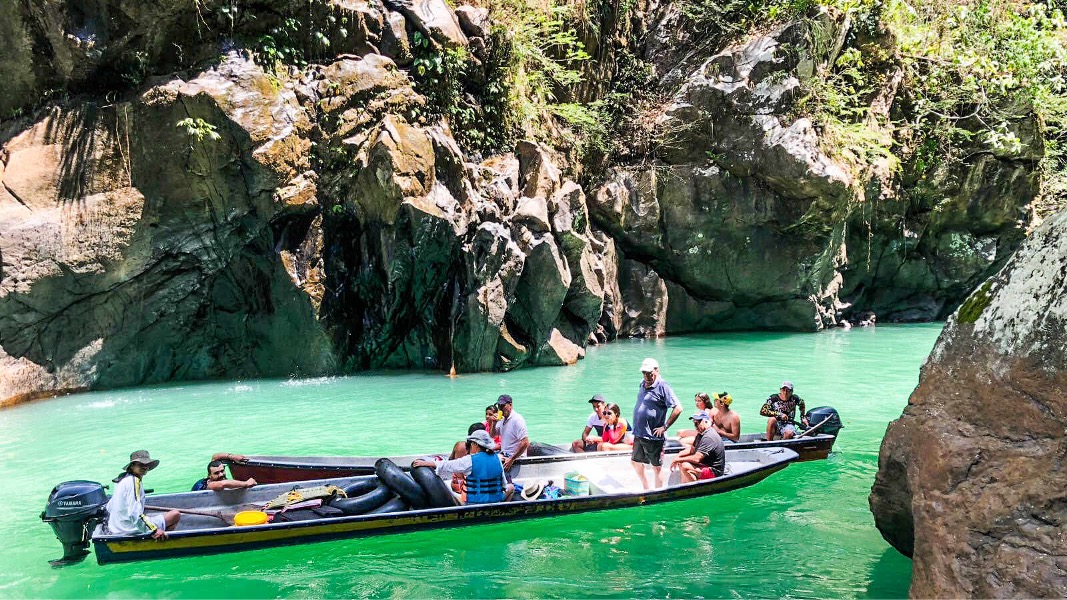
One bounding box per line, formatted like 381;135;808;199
640;358;659;373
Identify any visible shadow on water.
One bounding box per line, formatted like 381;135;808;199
863;547;912;598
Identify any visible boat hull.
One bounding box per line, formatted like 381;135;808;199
92;448;797;563
229;435;835;484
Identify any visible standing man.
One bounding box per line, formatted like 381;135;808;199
191;453;257;491
673;412;726;481
760;381;808;440
631;358;682;489
497;394;529;472
107;450;179;539
571;394;607;452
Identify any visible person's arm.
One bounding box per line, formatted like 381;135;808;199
580;425;595;443
212;452;247;463
206;478;256;491
759;400;777;418
655;405;682;437
413;455;472;478
718;419;741;442
504;437;529;471
798;397;808;426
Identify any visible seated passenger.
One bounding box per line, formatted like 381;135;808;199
450;422;488;460
760;381;808;441
412;430;514;505
191;452;257;491
484;404;503;447
678;392;715;448
672;413;725;482
711;392;741;443
598;403;634;451
571;394;607;452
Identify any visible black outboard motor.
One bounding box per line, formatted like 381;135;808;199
40;480;108;566
805;406;843;437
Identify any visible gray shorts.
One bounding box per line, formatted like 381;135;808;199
776;422;797;436
631;438;664;466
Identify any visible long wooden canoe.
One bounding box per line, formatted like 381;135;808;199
228;433;835;484
92;447;797;563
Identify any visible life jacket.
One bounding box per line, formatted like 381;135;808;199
603;419;629;445
466;452;505;504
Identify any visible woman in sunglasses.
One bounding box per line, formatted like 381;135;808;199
598;403;634;451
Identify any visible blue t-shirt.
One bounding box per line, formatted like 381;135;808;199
191;478;208;492
632;378;679;440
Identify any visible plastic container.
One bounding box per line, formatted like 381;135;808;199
564;472;590;496
233;510;268;526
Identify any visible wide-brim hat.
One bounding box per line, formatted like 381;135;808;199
125;449;160;471
521;480;545;501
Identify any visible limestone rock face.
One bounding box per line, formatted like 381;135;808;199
870;209;1067;598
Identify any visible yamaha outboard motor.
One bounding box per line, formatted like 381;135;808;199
805;406;843;437
40;480;108;566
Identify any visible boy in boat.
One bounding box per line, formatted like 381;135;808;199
760;381;808;440
191;453;257;491
412;430;514;504
571;394;607;452
711;392;741;443
107;450;179;539
671;413;725;481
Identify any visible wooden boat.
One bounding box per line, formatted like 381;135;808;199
229;432;836;484
81;447;797;563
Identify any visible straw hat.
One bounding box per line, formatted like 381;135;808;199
520;480;545;501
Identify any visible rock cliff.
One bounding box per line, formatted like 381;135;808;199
869;207;1067;597
0;0;1049;404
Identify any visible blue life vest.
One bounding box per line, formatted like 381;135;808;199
467;452;505;504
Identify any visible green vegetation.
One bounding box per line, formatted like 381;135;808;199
957;280;995;323
176;117;221;142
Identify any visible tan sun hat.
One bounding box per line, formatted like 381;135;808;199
125;450;160;471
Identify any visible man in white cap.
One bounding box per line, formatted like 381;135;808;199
106;450;180;538
760;381;808;440
412;430;515;505
631;358;681;489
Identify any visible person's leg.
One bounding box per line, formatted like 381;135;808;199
601;442;631;451
504;483;515;501
782;424;796;439
571;440;586;452
679;463;697;483
164;510;181;530
631;460;650;489
650;440;666;488
765;417;777;441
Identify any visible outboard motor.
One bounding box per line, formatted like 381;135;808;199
805;406;843;437
40;480;108;566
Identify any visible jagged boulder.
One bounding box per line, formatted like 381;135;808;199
870;208;1067;597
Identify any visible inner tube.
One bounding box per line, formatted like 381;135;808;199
526;441;572;456
329;483;393;515
368;496;409;514
410;466;459;508
374;458;428;509
342;478;380;498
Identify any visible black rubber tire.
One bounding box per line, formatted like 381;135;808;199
342;478;380;498
374;458;428;509
368;496;409;514
527;441;572;456
329;483;393;515
410;466;459;508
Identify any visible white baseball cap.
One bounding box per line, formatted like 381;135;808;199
640;358;659;373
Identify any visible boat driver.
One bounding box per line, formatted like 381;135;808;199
759;381;808;440
107;450;180;539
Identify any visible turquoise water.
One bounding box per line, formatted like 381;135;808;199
0;324;941;598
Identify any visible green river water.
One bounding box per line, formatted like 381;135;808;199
0;324;942;598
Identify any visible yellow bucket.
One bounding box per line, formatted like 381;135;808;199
233;510;268;526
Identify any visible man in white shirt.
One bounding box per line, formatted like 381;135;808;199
106;450;180;538
571;394;607;452
496;394;529;471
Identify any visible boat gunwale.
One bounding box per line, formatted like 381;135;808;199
236;434;835;471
